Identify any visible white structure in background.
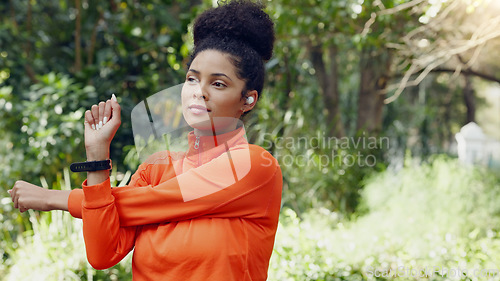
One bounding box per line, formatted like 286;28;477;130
455;122;500;168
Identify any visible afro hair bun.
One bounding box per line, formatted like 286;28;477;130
193;0;275;61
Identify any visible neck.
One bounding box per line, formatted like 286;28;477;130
193;119;241;137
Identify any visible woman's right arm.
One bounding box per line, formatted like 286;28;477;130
10;143;281;226
8;153;149;214
7;180;137;269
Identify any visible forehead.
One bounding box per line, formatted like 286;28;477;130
189;50;237;75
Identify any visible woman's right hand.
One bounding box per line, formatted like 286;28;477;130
8;181;71;213
8;181;48;212
84;94;121;160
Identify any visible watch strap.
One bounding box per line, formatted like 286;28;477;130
70;159;112;172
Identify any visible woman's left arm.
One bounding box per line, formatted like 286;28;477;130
8;95;120;213
81;95;140;269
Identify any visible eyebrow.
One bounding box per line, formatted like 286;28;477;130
188;69;233;81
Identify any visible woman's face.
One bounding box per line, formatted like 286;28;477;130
181;49;256;136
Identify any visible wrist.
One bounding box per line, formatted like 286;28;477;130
87;170;110;186
46;190;70;211
86;146;110;161
43;189;53;211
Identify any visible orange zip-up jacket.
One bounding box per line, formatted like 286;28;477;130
67;127;282;281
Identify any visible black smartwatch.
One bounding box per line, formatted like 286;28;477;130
70;159;112;172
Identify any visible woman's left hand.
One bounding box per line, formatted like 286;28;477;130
84;94;121;160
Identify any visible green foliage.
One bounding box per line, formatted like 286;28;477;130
269;208;351;281
2;210;133;281
0;73;96;189
269;156;500;280
0;75;98;270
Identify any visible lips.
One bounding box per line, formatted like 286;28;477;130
188;104;211;114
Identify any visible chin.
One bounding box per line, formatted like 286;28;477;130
189;120;214;132
182;109;211;131
183;111;241;135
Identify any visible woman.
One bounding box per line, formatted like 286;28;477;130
8;1;282;280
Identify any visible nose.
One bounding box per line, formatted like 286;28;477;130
193;84;207;100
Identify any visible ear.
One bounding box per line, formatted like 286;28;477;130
242;90;258;112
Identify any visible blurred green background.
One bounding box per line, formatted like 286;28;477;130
1;0;500;280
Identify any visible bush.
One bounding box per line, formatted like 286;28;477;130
3;210;133;281
268;156;500;280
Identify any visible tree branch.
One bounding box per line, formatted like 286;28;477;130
24;0;37;83
382;67;500;104
74;0;82;72
432;68;500;84
379;0;426;16
9;0;18;30
87;11;104;66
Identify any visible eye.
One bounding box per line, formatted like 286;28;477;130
213;81;227;88
186;76;199;83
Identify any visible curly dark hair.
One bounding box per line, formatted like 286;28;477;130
187;0;275;101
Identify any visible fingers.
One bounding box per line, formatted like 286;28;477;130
84;95;119;131
110;95;121;125
85;102;107;130
85;109;95;130
103;100;112;126
10;181;20;209
91;104;99;129
98;101;106;129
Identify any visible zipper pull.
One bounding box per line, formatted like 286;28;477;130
194;136;200;149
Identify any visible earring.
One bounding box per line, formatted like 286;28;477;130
246;96;254;104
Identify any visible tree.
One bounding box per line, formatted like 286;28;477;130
266;0;428;136
386;0;500;124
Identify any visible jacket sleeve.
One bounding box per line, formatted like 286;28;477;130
81;179;139;270
68;159;154;219
69;145;281;227
72;160;153;270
